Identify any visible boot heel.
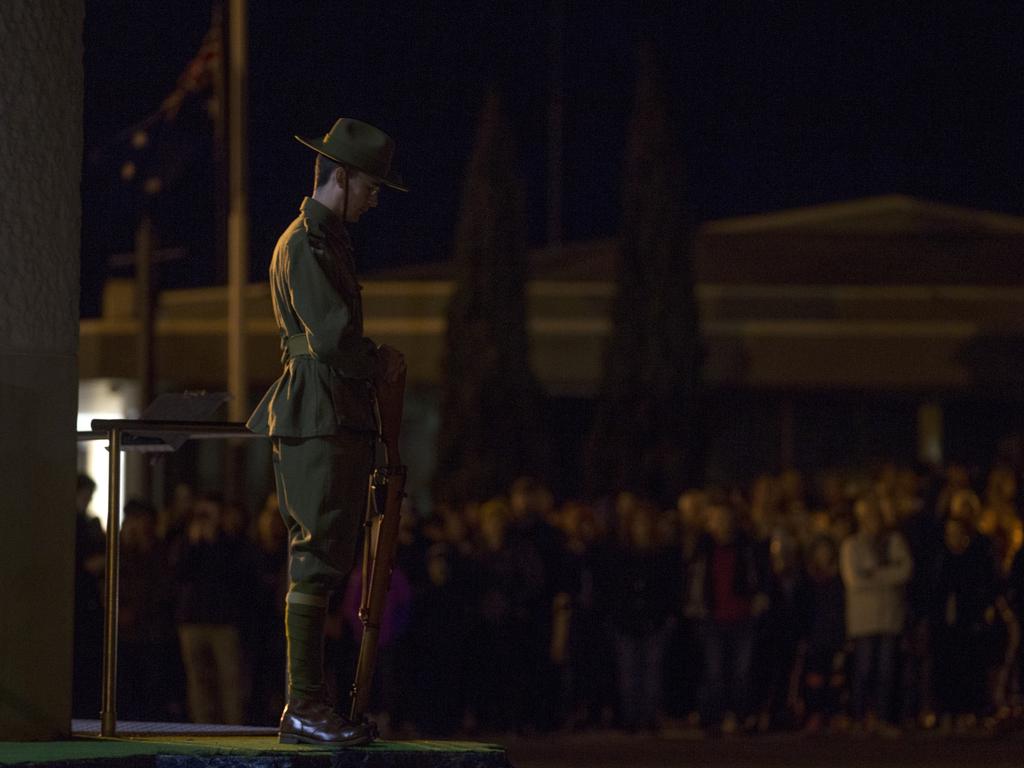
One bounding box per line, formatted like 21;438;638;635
279;734;300;744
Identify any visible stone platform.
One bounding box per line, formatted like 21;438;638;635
0;722;510;768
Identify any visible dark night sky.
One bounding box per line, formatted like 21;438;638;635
81;1;1024;317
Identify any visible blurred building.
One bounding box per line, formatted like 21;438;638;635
80;195;1024;499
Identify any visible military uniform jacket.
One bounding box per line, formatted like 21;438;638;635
247;197;378;437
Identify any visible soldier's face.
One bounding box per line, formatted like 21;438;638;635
341;169;380;223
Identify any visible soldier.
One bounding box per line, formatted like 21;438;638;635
248;118;406;745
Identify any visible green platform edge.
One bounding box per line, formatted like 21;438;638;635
0;737;507;765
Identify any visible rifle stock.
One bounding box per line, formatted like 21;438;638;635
349;369;406;722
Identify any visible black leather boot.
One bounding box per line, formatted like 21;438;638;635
279;699;374;746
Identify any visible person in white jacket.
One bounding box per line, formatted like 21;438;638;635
840;494;913;732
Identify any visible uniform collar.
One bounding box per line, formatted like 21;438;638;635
300;196;348;241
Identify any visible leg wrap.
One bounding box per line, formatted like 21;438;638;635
286;590;328;700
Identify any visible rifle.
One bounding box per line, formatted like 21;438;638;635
349;367;407;723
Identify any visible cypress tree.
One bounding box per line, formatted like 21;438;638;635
584;47;703;505
434;91;547;505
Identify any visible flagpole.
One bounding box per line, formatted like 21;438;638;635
213;2;229;286
547;0;564;247
134;214;155;501
226;0;249;498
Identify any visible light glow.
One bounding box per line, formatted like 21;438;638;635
78;380;138;529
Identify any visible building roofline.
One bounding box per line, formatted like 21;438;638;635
700;194;1024;235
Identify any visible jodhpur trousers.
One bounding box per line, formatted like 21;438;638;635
272;430;375;598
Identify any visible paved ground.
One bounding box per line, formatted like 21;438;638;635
497;729;1024;768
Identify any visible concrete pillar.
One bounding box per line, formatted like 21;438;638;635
0;0;84;740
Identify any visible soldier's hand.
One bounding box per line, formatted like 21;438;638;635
376;344;406;386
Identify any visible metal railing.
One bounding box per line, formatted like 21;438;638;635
78;419;262;737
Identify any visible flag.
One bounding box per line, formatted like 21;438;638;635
90;11;222;205
160;18;222;122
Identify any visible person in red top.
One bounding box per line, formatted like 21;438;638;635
684;502;767;732
710;539;752;622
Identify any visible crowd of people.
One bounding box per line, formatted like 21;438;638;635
73;458;1024;738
